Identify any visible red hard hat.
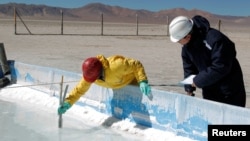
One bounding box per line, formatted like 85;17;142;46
82;57;102;83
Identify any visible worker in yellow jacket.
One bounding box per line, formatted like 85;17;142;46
58;54;151;114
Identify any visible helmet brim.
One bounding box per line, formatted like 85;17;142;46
84;74;99;83
170;35;180;43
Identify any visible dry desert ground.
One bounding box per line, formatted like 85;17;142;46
1;19;250;108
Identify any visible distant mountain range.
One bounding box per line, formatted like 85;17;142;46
1;2;250;26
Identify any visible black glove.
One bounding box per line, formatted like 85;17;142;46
184;84;196;92
184;84;196;96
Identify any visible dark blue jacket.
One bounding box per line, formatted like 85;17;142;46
182;15;246;106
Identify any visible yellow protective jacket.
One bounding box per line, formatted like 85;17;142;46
65;55;148;105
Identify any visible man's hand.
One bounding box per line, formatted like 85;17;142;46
187;92;195;96
139;81;151;96
58;102;71;115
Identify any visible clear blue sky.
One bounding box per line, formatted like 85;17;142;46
0;0;249;16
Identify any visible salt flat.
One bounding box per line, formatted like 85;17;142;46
1;19;250;108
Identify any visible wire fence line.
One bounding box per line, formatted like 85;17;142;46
14;8;170;36
13;8;250;39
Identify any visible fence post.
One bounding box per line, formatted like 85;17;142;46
217;19;221;31
14;8;32;34
136;14;138;36
14;7;17;35
61;10;64;35
166;16;169;36
101;12;103;35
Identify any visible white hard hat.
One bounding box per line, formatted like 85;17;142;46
169;16;193;42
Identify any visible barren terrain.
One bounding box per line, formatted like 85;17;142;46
1;19;250;108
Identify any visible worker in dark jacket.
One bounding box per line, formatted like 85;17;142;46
169;15;246;107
